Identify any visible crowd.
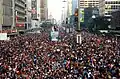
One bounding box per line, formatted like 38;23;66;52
0;31;119;79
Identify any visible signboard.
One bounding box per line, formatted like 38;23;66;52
80;9;84;22
0;33;7;40
77;34;82;44
0;29;17;33
50;31;59;41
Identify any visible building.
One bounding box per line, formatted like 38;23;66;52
40;0;48;21
99;0;105;16
15;0;27;30
0;0;12;30
99;0;120;16
31;0;41;29
72;0;78;15
67;0;72;16
111;10;120;29
79;0;99;8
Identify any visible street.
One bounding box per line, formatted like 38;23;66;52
0;30;119;79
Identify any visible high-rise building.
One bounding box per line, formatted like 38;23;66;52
79;0;99;8
72;0;78;15
0;0;27;31
0;0;12;30
68;0;72;16
99;0;120;16
40;0;48;21
15;0;27;30
26;0;32;29
99;0;105;16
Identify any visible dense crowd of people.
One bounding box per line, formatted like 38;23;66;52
0;31;119;79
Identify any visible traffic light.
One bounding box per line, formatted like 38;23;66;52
74;8;78;23
66;18;68;24
74;8;78;16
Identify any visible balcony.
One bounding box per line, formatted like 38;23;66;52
15;1;26;8
15;8;26;14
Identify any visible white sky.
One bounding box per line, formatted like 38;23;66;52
48;0;63;21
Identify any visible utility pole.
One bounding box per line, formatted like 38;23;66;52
78;0;80;31
76;0;81;44
12;0;15;29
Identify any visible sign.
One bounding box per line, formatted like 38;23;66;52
77;34;82;44
0;30;17;33
80;9;84;22
50;31;59;41
0;33;7;40
16;23;24;27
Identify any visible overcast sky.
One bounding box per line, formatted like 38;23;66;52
48;0;63;21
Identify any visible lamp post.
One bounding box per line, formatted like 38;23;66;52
12;0;15;29
62;0;67;22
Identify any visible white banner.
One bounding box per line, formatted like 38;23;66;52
51;31;59;41
77;34;82;44
0;33;7;40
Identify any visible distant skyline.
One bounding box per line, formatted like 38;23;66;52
48;0;65;21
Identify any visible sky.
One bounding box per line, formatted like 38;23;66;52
48;0;63;21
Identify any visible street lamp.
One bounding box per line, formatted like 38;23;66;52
62;0;67;21
92;15;96;32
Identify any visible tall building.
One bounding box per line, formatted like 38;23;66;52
15;0;27;30
72;0;78;15
40;0;48;21
26;0;32;29
99;0;120;16
68;0;72;16
0;0;12;30
79;0;99;8
99;0;105;16
111;10;120;29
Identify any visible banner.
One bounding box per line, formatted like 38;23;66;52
0;33;7;40
50;31;59;41
80;8;84;22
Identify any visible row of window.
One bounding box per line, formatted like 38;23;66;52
106;5;120;9
80;1;99;2
105;1;120;4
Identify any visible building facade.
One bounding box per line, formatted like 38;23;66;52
72;0;78;15
99;0;105;16
15;0;27;30
67;0;72;16
111;10;120;29
79;0;99;8
40;0;48;21
99;0;120;16
0;0;12;30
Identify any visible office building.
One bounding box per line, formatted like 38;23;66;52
111;10;120;29
72;0;78;15
79;0;99;8
0;0;12;30
15;0;26;30
40;0;48;21
99;0;120;16
68;0;72;16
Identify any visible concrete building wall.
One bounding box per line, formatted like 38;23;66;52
15;0;26;30
0;0;3;30
99;0;120;16
72;0;78;15
68;0;72;16
105;0;120;16
1;0;12;30
99;0;105;16
40;0;48;21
